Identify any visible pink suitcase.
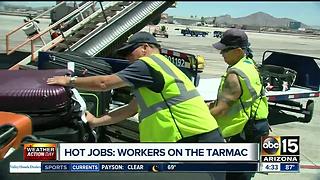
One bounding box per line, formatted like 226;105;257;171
0;69;71;112
0;69;72;130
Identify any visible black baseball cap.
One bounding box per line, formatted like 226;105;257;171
212;28;249;50
116;31;160;56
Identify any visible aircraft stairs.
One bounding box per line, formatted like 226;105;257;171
5;1;174;70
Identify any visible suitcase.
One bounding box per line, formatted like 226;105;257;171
31;91;96;143
0;69;96;143
33;119;95;143
0;112;32;160
38;51;113;76
0;69;74;131
0;69;71;112
38;51;113;116
38;52;114;142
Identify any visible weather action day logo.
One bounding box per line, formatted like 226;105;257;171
24;143;56;161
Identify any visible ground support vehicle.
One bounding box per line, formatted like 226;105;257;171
180;28;208;37
213;30;223;38
261;51;320;123
152;25;168;38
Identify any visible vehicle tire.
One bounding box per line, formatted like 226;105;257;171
303;99;314;123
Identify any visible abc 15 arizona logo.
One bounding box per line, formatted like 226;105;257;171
261;136;299;162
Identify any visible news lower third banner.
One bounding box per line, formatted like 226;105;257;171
12;143;259;173
10;162;259;173
58;143;258;161
11;137;299;173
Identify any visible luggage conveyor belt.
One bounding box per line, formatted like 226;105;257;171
70;1;175;57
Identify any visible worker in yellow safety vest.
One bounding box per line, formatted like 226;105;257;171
47;31;225;144
209;28;269;180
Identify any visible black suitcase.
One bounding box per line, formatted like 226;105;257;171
38;51;113;116
38;51;113;76
33;120;95;143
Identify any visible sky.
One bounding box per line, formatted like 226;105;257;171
3;1;320;26
164;1;320;26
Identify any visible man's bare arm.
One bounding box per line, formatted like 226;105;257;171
47;74;129;91
87;98;138;128
209;73;241;118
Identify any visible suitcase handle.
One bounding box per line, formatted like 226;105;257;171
0;125;17;148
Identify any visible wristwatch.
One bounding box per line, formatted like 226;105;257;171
68;76;77;87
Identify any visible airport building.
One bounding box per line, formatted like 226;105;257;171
289;21;302;29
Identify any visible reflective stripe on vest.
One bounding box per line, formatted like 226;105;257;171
134;55;200;121
228;67;259;101
135;89;199;121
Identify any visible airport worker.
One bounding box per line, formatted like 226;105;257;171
209;28;269;179
47;31;225;144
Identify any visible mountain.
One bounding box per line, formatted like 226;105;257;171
205;12;308;28
310;25;320;30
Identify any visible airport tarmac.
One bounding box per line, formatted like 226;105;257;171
0;14;320;179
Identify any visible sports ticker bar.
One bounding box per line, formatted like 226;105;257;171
12;162;299;173
40;162;258;172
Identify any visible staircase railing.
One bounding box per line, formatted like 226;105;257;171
28;1;99;60
8;2;119;70
5;1;97;57
6;1;174;70
5;1;66;55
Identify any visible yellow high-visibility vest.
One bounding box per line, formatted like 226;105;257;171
216;57;268;138
135;54;219;142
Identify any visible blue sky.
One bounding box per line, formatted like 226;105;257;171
3;1;320;26
165;2;320;26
